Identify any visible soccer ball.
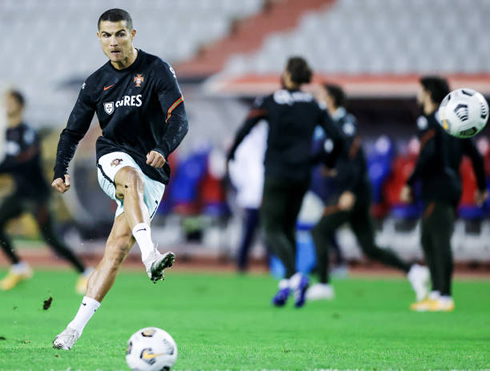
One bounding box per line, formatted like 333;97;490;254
126;327;178;371
438;88;489;138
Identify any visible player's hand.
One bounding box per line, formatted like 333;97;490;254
338;191;356;211
51;175;71;194
321;166;337;177
146;150;166;168
475;189;488;206
400;185;413;204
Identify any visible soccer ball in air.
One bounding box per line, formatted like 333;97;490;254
438;88;489;138
126;327;178;371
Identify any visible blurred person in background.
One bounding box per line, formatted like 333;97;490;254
51;9;188;350
308;84;429;302
402;76;487;312
227;57;343;308
228;121;268;272
0;90;92;293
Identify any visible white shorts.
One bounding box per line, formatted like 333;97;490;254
97;152;165;220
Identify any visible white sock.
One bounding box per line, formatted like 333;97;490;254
132;223;155;262
67;296;100;335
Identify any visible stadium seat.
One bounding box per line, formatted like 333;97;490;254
368;136;395;219
169;149;209;216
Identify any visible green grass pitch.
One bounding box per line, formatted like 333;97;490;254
0;269;488;371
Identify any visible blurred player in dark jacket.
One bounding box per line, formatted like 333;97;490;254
228;57;342;308
308;84;429;302
402;76;487;312
0;90;92;293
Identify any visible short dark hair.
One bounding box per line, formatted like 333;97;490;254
8;89;25;108
420;76;450;104
98;8;133;30
286;56;312;85
323;83;346;108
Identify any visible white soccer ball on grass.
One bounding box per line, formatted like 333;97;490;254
126;327;178;371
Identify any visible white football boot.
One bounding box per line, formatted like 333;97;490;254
53;327;81;350
306;283;335;301
144;251;175;283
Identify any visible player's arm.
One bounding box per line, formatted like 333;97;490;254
0;128;40;173
333;118;363;210
314;108;343;167
227;98;268;162
153;61;189;168
52;83;95;193
462;138;488;205
402;120;437;203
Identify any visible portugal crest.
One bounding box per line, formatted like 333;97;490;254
134;74;144;87
110;158;123;167
104;101;114;115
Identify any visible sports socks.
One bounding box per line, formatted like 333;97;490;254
132;223;155;262
67;296;100;335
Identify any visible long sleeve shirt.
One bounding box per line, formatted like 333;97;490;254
54;50;188;185
228;89;342;182
0;123;49;199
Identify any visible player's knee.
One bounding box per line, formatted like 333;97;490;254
117;167;144;197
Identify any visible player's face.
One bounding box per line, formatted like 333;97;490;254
325;92;336;113
6;94;22;117
417;86;429;106
97;21;136;68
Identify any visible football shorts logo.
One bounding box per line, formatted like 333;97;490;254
134;74;144;87
104;102;114;115
110;158;123;167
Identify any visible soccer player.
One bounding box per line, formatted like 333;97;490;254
227;121;268;272
51;9;188;349
0;90;92;293
307;84;429;301
227;57;342;307
402;76;487;312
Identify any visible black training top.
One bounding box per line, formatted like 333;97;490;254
407;112;461;204
227;89;342;182
447;135;486;193
0;123;50;199
54;49;188;184
317;109;370;200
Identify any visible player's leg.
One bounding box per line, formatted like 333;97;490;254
329;233;349;279
428;202;455;312
33;201;85;273
236;207;260;272
411;203;444;311
350;201;411;271
282;180;311;308
0;195;33;290
261;178;294;277
31;200;93;294
97;152;170;282
260;178;295;306
308;208;348;301
53;213;134;350
114;166;173;282
350;201;429;302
